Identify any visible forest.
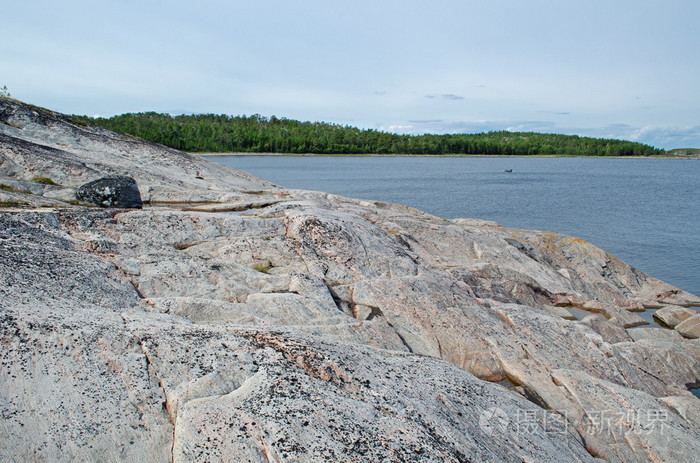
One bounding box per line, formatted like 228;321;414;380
80;112;665;156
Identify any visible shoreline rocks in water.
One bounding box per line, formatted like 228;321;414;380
1;97;700;462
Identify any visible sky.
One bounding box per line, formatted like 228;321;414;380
4;0;700;149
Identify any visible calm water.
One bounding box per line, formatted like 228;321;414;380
205;155;700;297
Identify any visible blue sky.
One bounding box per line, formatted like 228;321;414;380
4;0;700;149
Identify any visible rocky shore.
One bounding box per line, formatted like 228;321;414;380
2;98;699;462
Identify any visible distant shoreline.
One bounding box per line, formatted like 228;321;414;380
194;152;700;159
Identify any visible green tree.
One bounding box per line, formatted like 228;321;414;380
0;85;10;98
83;111;665;157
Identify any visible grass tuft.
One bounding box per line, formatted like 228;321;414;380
0;200;29;208
31;176;60;186
253;264;274;274
70;117;88;127
0;183;32;194
1;120;22;129
67;199;96;207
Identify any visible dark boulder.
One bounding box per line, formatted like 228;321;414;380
76;175;143;208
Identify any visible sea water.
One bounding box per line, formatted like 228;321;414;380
205;155;700;297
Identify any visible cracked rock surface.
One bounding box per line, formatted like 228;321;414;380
2;98;700;462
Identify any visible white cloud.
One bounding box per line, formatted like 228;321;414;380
382;125;414;134
425;94;465;101
374;119;700;149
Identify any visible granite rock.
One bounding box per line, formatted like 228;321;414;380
676;314;700;339
653;304;697;328
2;98;699;462
626;327;683;342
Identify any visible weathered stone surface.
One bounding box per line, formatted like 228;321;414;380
76;175;143;208
662;395;700;432
128;314;594;463
653;304;697;328
2;99;700;462
541;304;576;319
627;327;683;342
0;212;172;462
580;314;633;344
676;314;700;339
551;369;700;462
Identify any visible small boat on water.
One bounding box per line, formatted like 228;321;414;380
505;169;512;173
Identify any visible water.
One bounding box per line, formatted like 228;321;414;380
204;155;700;296
565;306;595;321
691;387;700;399
629;308;664;329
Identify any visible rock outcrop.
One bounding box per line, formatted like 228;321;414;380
1;98;699;462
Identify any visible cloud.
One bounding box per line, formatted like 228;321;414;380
383;119;518;135
383;124;414;134
373;91;387;95
536;110;571;116
584;124;700;149
377;119;700;149
401;120;558;135
164;108;197;115
504;121;559;133
425;94;464;100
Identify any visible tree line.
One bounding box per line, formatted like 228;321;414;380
80;112;665;156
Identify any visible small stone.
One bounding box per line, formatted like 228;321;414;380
653;305;696;328
675;314;700;339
